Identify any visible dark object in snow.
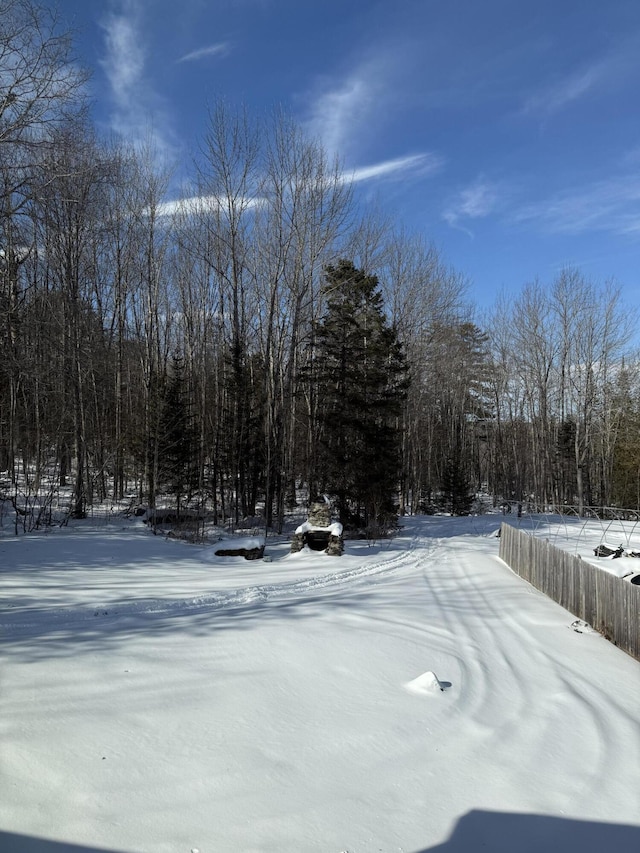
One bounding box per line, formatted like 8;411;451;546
593;544;624;558
214;545;265;561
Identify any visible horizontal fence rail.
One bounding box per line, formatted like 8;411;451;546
499;522;640;661
498;502;640;521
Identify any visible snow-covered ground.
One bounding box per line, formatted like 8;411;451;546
1;513;639;853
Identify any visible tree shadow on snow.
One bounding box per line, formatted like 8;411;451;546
1;548;563;665
0;831;126;853
0;588;380;662
0;516;581;663
415;809;640;852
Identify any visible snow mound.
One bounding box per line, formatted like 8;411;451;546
594;557;640;579
294;520;343;536
404;670;448;695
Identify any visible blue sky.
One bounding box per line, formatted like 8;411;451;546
56;0;640;310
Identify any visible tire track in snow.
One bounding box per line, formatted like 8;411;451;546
412;533;639;808
471;550;638;792
346;530;484;724
411;534;582;747
413;536;497;735
544;658;639;801
1;536;419;636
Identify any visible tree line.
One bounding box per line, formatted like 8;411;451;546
1;1;639;533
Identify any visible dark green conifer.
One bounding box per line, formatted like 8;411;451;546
157;350;197;514
440;451;474;516
312;260;408;531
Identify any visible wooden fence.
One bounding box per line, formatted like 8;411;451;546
499;522;640;661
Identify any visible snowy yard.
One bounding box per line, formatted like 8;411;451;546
1;514;639;853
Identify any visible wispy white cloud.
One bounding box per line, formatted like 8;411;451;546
519;39;640;122
154;154;439;219
304;73;374;158
443;178;503;237
514;175;640;236
153;193;263;218
98;1;176;158
156;153;441;217
154;195;213;218
347;153;444;184
99;4;146;114
177;42;231;64
300;34;418;161
444;170;640;240
521;64;605;119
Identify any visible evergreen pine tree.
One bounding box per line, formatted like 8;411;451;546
157;351;196;514
312;260;408;530
440;450;474;515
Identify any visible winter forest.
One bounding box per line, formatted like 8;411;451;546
2;1;639;535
